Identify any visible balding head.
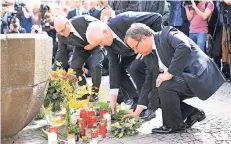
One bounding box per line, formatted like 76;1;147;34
86;21;113;47
54;16;71;37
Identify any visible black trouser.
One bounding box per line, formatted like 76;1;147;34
117;56;146;101
128;59;146;95
71;47;104;93
54;46;104;94
158;76;196;127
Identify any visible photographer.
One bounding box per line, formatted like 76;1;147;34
16;2;33;33
7;17;26;33
185;0;214;52
42;12;57;63
1;0;14;34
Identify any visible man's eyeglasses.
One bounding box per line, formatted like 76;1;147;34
132;40;140;51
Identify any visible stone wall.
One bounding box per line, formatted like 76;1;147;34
1;34;53;143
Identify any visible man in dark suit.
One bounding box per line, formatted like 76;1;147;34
89;0;101;19
109;0;139;15
123;23;225;133
86;12;162;117
66;0;89;19
53;16;104;102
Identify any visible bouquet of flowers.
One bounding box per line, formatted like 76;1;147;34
44;68;80;112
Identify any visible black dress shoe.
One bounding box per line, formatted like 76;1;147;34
152;124;186;134
89;94;99;102
77;94;90;100
186;109;206;128
140;109;156;121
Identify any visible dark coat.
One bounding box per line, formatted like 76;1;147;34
109;0;139;15
105;11;162;90
55;15;98;65
139;26;226;108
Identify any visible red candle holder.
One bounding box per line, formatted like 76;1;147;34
48;127;58;138
100;110;107;119
88;116;97;128
88;111;96;117
99;122;107;138
91;128;98;139
78;118;87;127
80;109;87;119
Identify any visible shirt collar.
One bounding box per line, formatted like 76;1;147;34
152;35;156;50
70;22;77;33
110;28;117;39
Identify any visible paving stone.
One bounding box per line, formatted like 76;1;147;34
12;80;231;144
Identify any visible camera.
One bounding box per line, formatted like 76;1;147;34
10;17;18;29
184;0;200;6
45;22;51;30
40;4;50;19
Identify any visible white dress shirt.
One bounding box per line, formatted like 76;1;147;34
152;37;168;72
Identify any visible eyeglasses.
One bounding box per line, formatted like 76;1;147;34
131;40;140;51
59;21;68;33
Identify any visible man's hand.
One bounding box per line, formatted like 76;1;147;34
82;66;88;74
156;72;173;87
122;105;144;121
84;44;97;50
110;94;118;115
122;112;139;121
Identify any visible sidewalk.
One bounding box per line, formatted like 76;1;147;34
13;77;231;144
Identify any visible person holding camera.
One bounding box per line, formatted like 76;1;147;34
17;2;33;33
185;0;214;52
42;12;58;63
7;17;26;33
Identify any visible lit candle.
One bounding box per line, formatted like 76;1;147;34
67;134;75;144
48;132;58;144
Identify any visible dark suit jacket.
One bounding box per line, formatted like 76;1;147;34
105;11;162;89
109;0;139;15
55;15;98;63
139;1;165;15
139;26;226;108
89;8;101;20
66;8;89;20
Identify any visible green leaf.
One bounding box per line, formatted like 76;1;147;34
43;97;50;108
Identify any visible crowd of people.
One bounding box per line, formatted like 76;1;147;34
1;0;231;134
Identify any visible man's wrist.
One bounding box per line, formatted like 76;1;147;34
134;105;145;117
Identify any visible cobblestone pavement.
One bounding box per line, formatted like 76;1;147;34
13;77;231;144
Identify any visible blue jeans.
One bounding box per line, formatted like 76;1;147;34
189;33;207;52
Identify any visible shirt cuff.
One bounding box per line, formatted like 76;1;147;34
109;89;119;96
137;105;147;109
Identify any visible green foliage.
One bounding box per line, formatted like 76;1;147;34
69;124;82;134
111;118;142;138
111;109;130;121
34;108;45;120
98;101;109;111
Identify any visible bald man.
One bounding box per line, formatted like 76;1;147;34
53;15;104;102
86;11;162;119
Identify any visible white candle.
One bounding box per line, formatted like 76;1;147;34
67;134;75;144
48;132;58;144
103;113;111;131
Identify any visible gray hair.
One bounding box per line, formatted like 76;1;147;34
86;21;108;44
125;23;154;43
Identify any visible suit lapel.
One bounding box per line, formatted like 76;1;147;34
154;34;168;67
